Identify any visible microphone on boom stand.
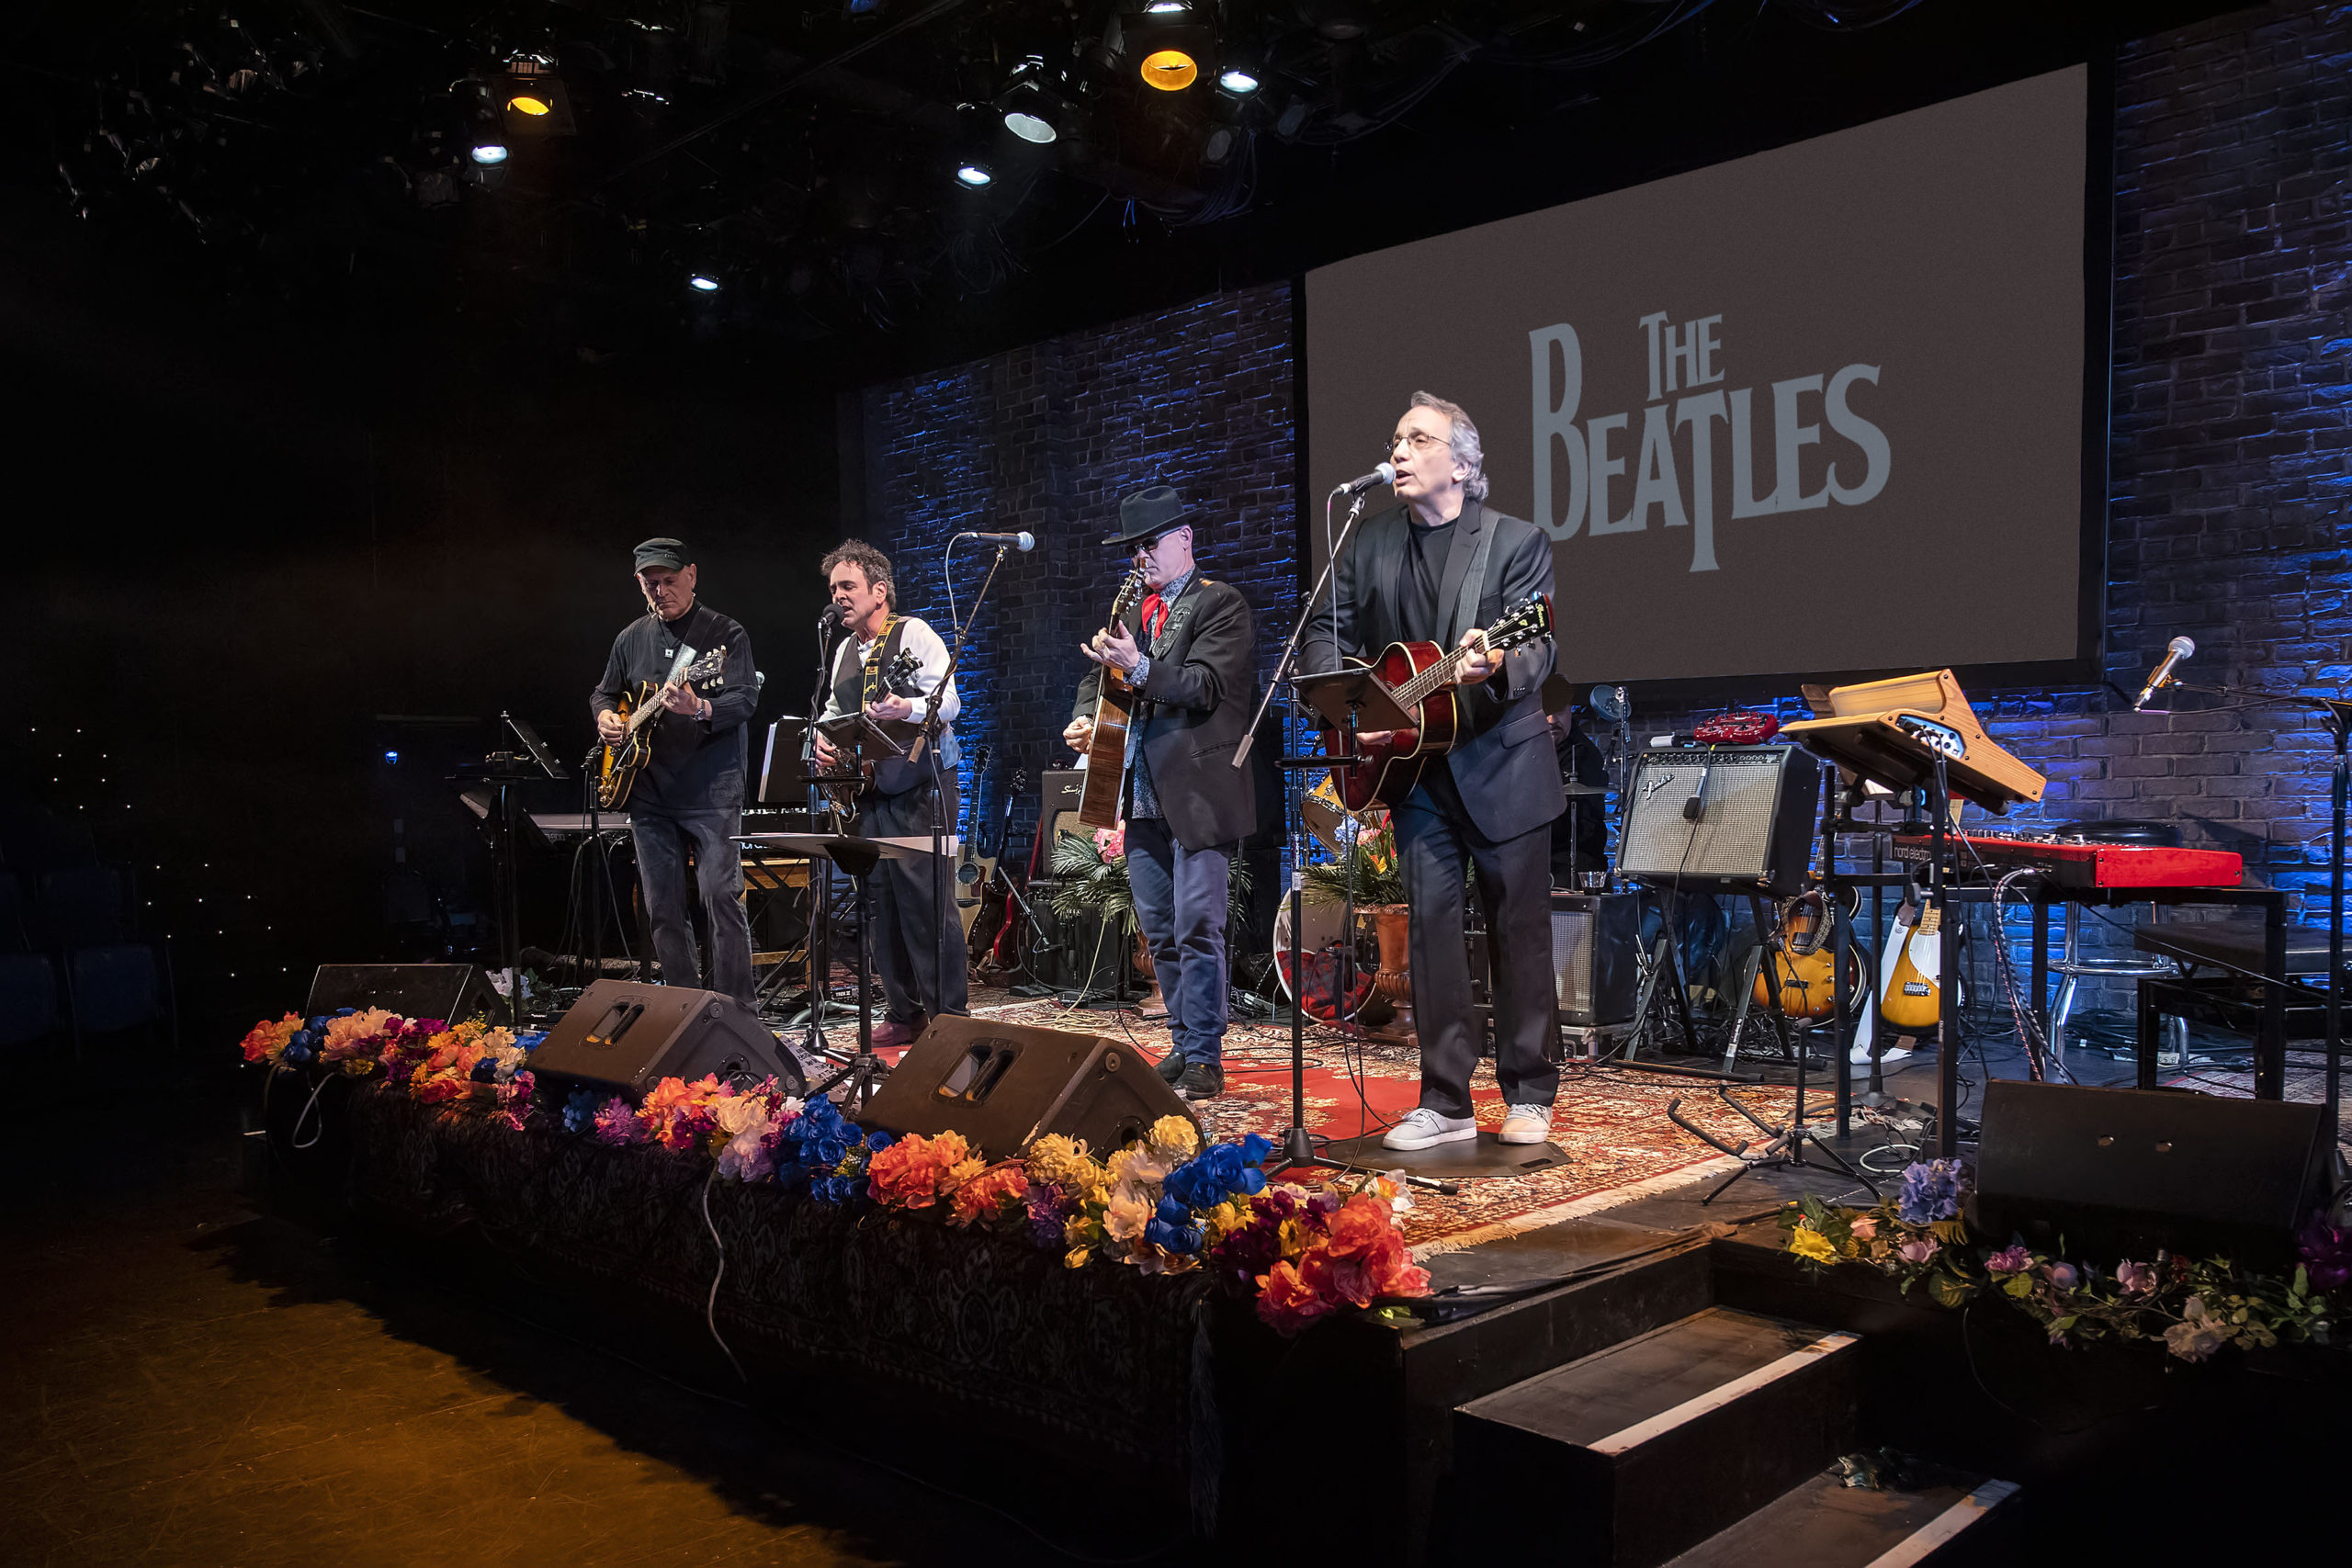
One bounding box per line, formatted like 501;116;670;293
2133;635;2196;711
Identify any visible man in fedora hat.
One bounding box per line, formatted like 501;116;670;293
1063;485;1260;1101
591;536;761;1008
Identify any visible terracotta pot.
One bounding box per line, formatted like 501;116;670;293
1370;904;1412;1001
1132;930;1155;980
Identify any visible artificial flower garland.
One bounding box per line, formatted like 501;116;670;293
242;1008;1431;1334
1780;1157;2348;1362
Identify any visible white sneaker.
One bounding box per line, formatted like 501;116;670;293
1382;1108;1477;1151
1499;1104;1554;1145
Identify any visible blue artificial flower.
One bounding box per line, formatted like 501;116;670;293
469;1056;501;1082
1896;1159;1968;1226
865;1130;896;1153
1146;1216;1205;1255
1164;1132;1277;1213
514;1031;548;1053
561;1088;602;1134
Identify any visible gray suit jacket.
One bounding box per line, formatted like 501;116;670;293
1300;501;1564;842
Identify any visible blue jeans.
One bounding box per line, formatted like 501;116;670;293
631;808;755;1009
1125;818;1234;1067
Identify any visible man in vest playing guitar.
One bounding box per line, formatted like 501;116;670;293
812;539;966;1048
1063;486;1260;1101
590;537;761;1007
1302;394;1566;1150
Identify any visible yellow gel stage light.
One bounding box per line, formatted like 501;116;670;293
507;94;553;116
1139;49;1198;90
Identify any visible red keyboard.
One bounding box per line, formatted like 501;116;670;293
1891;832;2244;889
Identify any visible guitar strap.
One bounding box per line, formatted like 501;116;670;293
1449;506;1500;649
861;615;905;705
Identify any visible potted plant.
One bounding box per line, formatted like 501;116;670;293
1050;824;1252;984
1300;821;1411;1001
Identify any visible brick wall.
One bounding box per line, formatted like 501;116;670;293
855;282;1297;854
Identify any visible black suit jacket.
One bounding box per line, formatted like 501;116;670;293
1072;575;1261;852
1300;501;1564;842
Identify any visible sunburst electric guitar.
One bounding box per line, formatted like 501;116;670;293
1077;570;1148;829
597;645;728;809
1881;903;1946;1032
1321;593;1555;813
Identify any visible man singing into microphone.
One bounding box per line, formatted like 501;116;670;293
1063;486;1259;1101
1302;393;1565;1149
813;540;966;1046
591;537;760;1007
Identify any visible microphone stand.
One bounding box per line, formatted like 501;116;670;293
1237;485;1455;1193
913;544;1012;1022
2154;677;2349;1148
800;611;854;1063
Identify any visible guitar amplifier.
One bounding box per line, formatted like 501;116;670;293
1039;769;1087;862
1616;745;1820;897
1551;891;1638;1027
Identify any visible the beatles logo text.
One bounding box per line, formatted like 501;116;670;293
1530;312;1889;571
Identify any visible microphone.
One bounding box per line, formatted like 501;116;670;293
820;604;843;628
956;531;1035;551
1331;462;1396;497
2133;635;2196;711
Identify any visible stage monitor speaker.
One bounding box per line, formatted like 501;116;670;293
1972;1080;2329;1268
862;1015;1197;1156
1551;891;1638;1027
531;979;807;1096
1615;745;1820;897
306;963;503;1022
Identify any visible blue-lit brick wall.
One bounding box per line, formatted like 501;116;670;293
854;282;1297;856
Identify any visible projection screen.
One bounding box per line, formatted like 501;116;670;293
1303;65;2093;685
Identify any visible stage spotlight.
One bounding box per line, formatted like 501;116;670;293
383;750;401;765
1140;49;1198;90
997;54;1067;144
1217;65;1261;95
456;77;508;165
1145;0;1189;11
956;161;994;187
509;94;551;116
470;141;510;165
687;271;721;292
503;53;577;134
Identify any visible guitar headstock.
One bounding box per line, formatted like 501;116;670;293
1009;767;1028;795
678;647;727;686
1484;594;1555;657
1109;569;1147;623
882;649;923;695
971;743;993;775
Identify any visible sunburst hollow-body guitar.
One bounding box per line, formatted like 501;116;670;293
598;645;728;809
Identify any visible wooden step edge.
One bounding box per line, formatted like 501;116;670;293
1588;1329;1860;1457
1859;1479;2019;1568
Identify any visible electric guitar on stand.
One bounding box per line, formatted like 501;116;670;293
1881;901;1946;1033
952;747;994;936
1318;593;1555;812
597;645;728;809
1077;570;1148;829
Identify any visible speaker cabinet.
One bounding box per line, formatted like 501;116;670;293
1038;769;1088;865
1552;891;1638;1027
1972;1080;2328;1267
1022;886;1137;997
862;1015;1197;1156
306;963;503;1023
531;979;807;1096
1616;745;1820;897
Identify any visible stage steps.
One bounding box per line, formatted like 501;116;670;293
1451;1305;1865;1567
1661;1466;2019;1568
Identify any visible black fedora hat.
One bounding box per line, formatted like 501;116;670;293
1100;484;1197;547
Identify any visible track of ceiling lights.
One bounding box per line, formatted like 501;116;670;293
19;0;1949;343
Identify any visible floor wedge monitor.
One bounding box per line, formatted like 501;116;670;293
532;979;807;1097
862;1015;1197;1156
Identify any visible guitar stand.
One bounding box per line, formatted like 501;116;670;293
1669;1081;1881;1206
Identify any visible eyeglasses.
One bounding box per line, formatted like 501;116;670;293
1386;428;1448;457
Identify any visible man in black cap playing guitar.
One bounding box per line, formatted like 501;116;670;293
1064;485;1260;1101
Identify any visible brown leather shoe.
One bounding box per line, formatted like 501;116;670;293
868;1017;925;1049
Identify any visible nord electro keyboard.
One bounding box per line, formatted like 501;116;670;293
1891;832;2244;890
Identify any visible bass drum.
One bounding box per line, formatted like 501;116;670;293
1272;897;1349;999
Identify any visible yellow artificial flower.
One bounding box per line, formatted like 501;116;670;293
1788;1225;1838;1266
1145;1115;1200;1162
1024;1134;1101;1193
947;1156;987;1186
1278;1215;1306;1258
1064;1246;1092;1269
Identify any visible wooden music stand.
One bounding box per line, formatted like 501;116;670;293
1779;669;2046;813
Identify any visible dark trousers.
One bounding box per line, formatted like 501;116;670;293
862;783;967;1022
632;807;755;1009
1395;765;1560;1118
1125;817;1234;1067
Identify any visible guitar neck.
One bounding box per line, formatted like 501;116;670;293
1393;634;1483;710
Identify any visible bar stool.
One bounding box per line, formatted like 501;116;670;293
2049;819;2188;1063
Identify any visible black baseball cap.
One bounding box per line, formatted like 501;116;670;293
633;536;692;572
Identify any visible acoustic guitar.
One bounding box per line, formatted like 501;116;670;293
809;648;922;805
1319;593;1555;813
962;765;1026;953
597;645;728;809
1077;570;1148;829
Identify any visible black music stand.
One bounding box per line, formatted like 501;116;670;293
460;713;567;1028
740;831;939;1115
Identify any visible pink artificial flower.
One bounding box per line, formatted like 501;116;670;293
2115;1258;2157;1296
1896;1235;1939;1265
1849;1214;1877;1242
1093;825;1125;861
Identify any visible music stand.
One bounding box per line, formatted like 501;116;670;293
739;831;942;1115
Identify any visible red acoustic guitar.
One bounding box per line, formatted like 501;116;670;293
1320;593;1555;812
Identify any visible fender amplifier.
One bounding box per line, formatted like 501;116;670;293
1615;745;1820;897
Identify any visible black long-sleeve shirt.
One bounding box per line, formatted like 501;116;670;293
590;601;758;813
